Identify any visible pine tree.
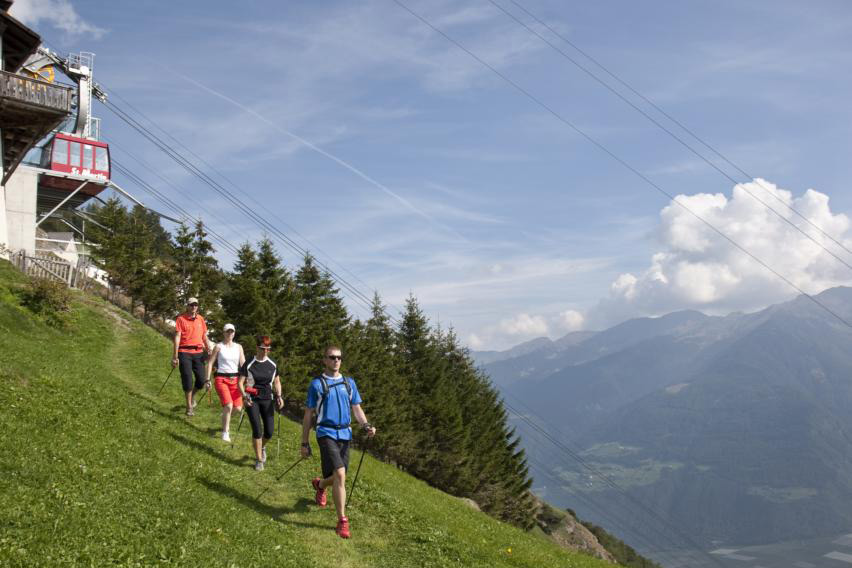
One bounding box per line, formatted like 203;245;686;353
345;294;415;464
394;295;445;477
221;243;265;342
174;221;224;333
289;254;351;400
86;197;133;301
256;238;300;406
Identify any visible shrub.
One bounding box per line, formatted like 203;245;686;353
20;277;71;327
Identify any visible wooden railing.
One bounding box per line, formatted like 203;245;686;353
10;251;97;290
0;70;72;113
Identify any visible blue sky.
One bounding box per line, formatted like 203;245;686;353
13;0;852;349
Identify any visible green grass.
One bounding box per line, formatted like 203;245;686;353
0;260;610;567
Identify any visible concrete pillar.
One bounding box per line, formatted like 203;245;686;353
0;182;7;258
4;168;38;254
0;20;6;258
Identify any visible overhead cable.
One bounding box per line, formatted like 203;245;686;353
487;0;852;271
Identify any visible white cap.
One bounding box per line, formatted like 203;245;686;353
223;323;235;332
187;297;199;305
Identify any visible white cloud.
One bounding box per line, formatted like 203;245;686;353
11;0;106;38
467;332;485;350
499;313;549;337
467;308;590;351
588;179;852;328
557;309;585;332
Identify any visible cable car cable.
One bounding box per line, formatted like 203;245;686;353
485;0;852;271
390;0;852;335
111;161;241;256
103;86;401;318
103;100;385;321
107;136;252;255
517;425;686;565
503;397;728;568
499;0;852;262
103;100;383;317
505;393;712;565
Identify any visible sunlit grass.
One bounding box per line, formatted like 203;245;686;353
0;260;610;567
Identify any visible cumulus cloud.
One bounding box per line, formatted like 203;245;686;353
557;309;585;332
468;308;588;350
499;313;549;337
587;179;852;328
11;0;105;38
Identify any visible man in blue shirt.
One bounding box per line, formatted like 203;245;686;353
301;345;376;539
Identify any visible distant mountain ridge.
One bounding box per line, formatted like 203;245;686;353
480;288;852;550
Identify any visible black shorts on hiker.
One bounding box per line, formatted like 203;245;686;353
247;397;275;440
178;351;206;392
318;436;350;478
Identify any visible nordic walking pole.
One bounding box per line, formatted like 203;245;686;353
195;383;210;406
346;436;372;509
235;408;245;433
157;368;175;396
256;456;306;500
229;406;245;446
276;411;281;461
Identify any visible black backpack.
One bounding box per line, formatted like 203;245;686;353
315;376;353;430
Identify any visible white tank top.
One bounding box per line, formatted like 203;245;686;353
216;342;241;374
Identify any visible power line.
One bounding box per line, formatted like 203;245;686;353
390;0;852;335
111;160;241;257
504;390;713;565
502;0;852;263
516;416;686;566
102;99;389;322
107;135;255;254
103;86;401;317
504;396;727;568
389;2;852;564
486;0;852;277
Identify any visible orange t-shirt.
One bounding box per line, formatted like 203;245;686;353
176;313;207;352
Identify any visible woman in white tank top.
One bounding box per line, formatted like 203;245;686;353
206;323;246;442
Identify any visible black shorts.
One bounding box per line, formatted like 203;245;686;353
178;352;206;392
317;436;350;479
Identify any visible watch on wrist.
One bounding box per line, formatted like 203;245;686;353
301;442;310;448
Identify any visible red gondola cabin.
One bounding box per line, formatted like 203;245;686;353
39;132;110;197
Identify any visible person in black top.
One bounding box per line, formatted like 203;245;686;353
238;335;283;471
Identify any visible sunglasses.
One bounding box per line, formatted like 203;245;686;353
326;355;342;361
188;303;198;307
258;346;271;350
225;329;235;333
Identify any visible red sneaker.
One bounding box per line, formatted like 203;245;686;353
312;477;327;508
336;516;350;539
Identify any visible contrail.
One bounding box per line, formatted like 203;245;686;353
158;64;468;242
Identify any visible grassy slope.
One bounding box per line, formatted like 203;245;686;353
0;261;610;568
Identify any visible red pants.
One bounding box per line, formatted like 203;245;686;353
214;376;243;408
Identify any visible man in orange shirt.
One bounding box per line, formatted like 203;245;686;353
172;297;213;416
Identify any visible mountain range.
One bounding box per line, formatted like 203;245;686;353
474;287;852;551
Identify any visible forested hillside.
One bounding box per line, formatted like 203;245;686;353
0;260;612;567
84;197;535;528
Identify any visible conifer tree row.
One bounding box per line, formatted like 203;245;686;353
85;199;537;528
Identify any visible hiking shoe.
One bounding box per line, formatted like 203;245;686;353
312;477;327;507
186;408;195;417
261;447;267;463
336;516;350;539
254;460;264;472
222;431;231;443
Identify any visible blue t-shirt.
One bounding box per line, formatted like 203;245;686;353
306;374;362;440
